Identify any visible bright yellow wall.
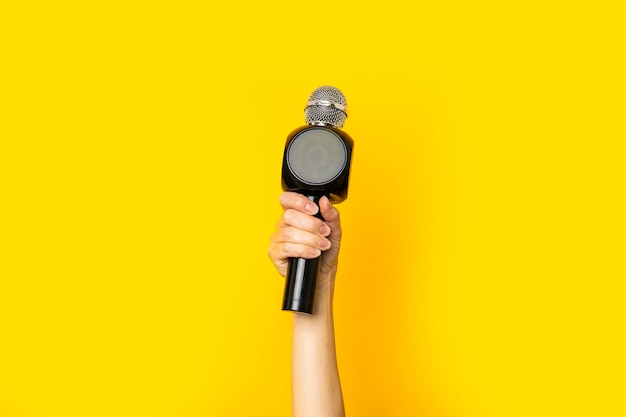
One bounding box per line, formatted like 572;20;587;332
1;1;624;416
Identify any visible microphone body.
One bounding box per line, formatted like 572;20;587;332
281;122;354;314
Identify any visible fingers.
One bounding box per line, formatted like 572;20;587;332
269;239;322;260
268;230;327;276
279;192;339;234
280;192;319;215
269;193;343;278
268;193;334;273
278;208;331;237
271;224;330;249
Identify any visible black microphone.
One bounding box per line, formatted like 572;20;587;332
281;86;354;314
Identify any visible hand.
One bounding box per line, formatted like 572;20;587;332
268;192;342;279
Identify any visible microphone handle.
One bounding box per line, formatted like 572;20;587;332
282;194;325;314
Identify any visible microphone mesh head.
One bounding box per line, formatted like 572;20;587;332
304;86;348;128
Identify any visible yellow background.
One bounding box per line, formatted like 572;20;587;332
1;1;624;416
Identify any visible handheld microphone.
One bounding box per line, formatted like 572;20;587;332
281;86;354;314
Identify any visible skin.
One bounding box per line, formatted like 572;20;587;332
268;191;345;417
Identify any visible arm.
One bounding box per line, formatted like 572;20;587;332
268;192;345;417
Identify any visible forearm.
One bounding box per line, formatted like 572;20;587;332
292;271;345;417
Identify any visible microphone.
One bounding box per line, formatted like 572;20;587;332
281;86;354;314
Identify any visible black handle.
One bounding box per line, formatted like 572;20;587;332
282;195;325;314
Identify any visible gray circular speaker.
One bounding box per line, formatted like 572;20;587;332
286;129;348;186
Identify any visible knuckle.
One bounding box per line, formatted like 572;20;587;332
279;192;294;207
278;227;289;242
278;242;289;258
279;227;292;242
281;192;305;210
283;209;296;224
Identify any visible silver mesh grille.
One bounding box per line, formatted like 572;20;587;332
304;86;348;128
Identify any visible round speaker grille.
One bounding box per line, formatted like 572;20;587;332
287;129;347;186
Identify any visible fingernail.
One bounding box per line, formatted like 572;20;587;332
320;224;330;236
320;239;330;249
305;203;317;214
310;248;321;257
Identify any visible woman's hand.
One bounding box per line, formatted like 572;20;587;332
268;192;342;279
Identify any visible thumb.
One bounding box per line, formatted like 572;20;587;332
319;196;341;241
